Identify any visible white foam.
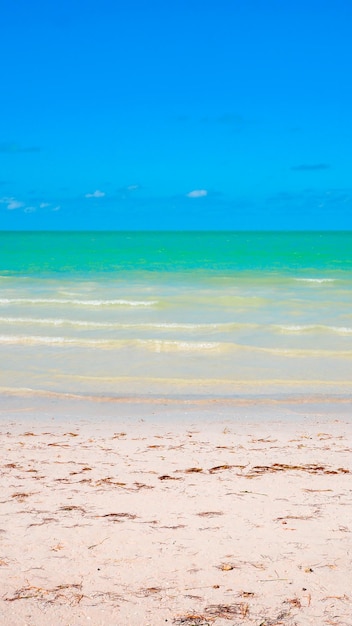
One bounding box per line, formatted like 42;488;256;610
294;278;336;283
330;326;352;334
0;334;79;345
0;298;157;307
0;316;120;328
1;334;351;359
140;339;222;352
277;324;317;333
0;335;130;348
0;317;257;331
0;335;222;351
278;324;352;334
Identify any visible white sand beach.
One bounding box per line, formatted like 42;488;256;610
0;398;351;625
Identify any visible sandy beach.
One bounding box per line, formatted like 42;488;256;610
0;397;351;625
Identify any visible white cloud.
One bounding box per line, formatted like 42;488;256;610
85;190;106;198
8;200;24;210
126;184;140;191
0;197;25;210
24;206;36;213
186;189;208;198
51;205;61;212
39;202;50;208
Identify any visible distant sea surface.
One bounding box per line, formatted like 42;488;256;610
1;231;351;400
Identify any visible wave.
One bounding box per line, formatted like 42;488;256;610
0;334;221;351
276;324;352;335
1;334;352;357
0;316;113;328
1;316;352;336
0;316;258;331
294;278;336;284
0;298;158;307
1;316;352;340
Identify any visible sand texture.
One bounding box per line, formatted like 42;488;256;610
0;407;351;625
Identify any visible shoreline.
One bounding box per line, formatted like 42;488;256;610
0;399;351;625
1;386;352;408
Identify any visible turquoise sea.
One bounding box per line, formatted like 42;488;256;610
0;231;351;400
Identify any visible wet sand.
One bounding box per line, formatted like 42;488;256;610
0;398;351;625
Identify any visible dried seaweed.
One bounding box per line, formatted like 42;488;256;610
94;478;127;487
285;597;302;608
4;583;83;606
160;524;186;529
173;615;212;626
302;488;332;493
158;475;182;481
209;464;234;473
276;515;316;522
240;591;255;597
133;482;154;490
11;492;35;501
205;602;249;619
197;511;223;517
247;463;350;476
99;512;138;521
60;505;86;512
28;517;57;528
92;590;126;604
136;586;163;597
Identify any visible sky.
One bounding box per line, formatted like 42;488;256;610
1;0;351;230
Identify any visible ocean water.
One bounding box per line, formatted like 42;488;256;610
0;231;351;400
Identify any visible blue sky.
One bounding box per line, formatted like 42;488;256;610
1;0;351;229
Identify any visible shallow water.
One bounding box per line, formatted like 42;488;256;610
1;231;351;399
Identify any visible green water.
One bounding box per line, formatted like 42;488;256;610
1;231;351;276
0;231;351;399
